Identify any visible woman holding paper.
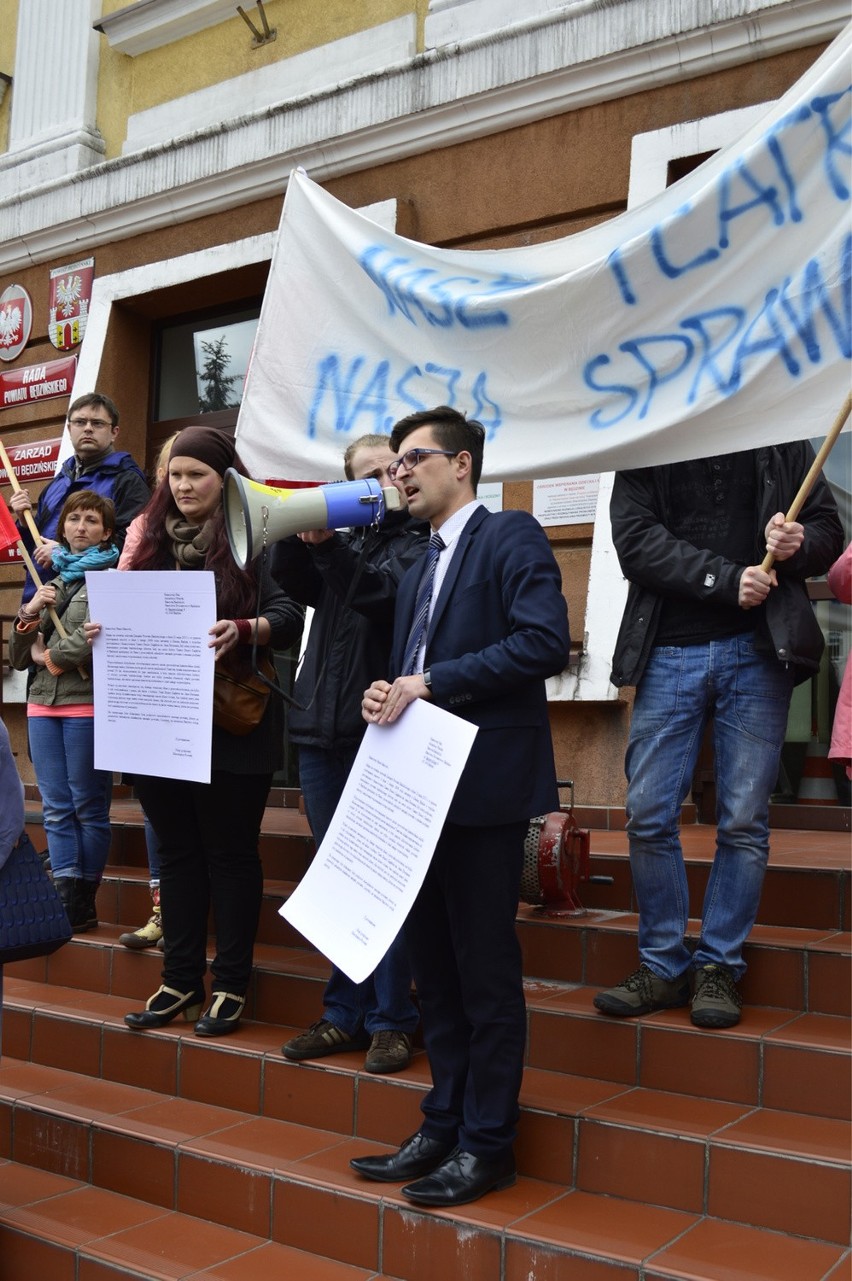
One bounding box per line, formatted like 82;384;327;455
9;490;119;932
113;426;302;1038
116;432;179;953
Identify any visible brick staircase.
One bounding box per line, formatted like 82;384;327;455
0;800;849;1280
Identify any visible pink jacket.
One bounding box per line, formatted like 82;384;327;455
828;545;852;775
118;512;146;569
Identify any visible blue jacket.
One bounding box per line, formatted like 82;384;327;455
19;450;150;602
391;505;570;827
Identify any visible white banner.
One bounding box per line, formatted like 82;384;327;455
236;26;851;483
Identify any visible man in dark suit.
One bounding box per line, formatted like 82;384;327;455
351;406;570;1208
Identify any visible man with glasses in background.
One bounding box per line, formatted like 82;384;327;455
351;406;570;1208
8;392;149;603
274;433;427;1075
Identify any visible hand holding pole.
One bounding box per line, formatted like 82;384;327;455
760;391;852;573
0;438;86;675
0;438;46;549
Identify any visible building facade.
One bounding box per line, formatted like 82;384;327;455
0;0;847;809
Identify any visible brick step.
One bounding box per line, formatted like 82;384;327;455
517;908;852;1016
525;985;851;1121
572;1088;850;1243
12;891;850;1022
1;1058;849;1278
4;970;850;1129
27;807;851;932
94;867;310;950
12;804;850;1276
572;827;851;931
98;852;849;945
25;801;317;886
0;1155;381;1280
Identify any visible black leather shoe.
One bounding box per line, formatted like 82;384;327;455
124;984;205;1030
402;1148;516;1207
350;1131;456;1183
195;991;245;1037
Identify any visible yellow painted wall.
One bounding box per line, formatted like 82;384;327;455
96;0;426;159
0;0;17;153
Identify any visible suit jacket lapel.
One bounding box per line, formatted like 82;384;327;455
426;505;488;641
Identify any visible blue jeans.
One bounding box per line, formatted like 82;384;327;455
143;816;161;884
28;716;113;882
298;744;418;1036
625;635;794;981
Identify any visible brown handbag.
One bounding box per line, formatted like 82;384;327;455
212;649;277;736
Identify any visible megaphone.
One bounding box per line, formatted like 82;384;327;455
224;468;402;569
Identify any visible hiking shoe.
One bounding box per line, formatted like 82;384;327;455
119;911;163;950
365;1030;412;1075
691;964;742;1029
594;964;690;1017
282;1019;370;1061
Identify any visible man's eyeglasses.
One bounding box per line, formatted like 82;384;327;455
69;417;115;429
388;448;458;480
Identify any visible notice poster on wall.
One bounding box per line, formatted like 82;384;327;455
533;475;601;526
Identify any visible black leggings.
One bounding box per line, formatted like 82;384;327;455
135;770;271;996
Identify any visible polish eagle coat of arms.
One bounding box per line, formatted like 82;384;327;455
0;284;33;362
48;258;95;351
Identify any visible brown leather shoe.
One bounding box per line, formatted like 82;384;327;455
350;1131;455;1183
364;1030;412;1074
282;1019;369;1061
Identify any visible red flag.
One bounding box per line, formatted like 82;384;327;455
0;498;20;554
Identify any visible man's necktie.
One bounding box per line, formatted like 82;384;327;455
401;532;445;675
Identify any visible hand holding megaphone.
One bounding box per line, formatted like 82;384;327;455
224;469;401;569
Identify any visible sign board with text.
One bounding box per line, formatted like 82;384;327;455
0;435;63;563
0;357;76;410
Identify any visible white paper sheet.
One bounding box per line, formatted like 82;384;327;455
281;698;477;983
533;475;601;526
86;570;217;783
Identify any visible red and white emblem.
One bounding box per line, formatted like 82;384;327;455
48;257;95;351
0;284;33;362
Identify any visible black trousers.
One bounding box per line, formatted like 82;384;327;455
404;819;528;1160
135;770;271;996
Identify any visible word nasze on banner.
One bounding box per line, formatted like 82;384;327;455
0;356;77;409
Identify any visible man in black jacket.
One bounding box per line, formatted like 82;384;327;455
272;434;427;1073
595;443;843;1029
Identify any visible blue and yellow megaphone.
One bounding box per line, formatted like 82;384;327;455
223;468;401;569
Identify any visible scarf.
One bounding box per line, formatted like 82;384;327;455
165;512;216;568
51;542;119;582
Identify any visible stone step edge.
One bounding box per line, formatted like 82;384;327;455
2;1074;850;1267
92;865;850;958
2;1048;848;1172
0;1156;405;1281
25;806;851;874
5;977;850;1099
3;1148;844;1281
7;962;851;1055
14;928;852;1027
